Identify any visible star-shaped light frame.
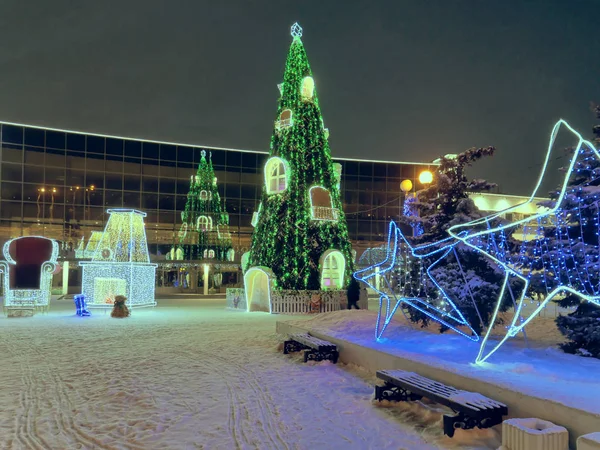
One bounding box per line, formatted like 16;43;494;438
354;221;479;342
448;120;600;364
291;22;303;38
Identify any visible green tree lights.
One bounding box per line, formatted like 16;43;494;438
248;23;354;290
172;150;233;262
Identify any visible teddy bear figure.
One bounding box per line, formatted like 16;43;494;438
111;295;130;318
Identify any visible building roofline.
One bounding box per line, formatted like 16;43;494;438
0;119;438;166
468;191;549;201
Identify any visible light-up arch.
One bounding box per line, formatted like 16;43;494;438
244;266;275;312
320;250;345;290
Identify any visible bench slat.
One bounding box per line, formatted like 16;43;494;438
290;333;336;352
377;370;507;416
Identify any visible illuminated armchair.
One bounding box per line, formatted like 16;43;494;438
0;236;59;315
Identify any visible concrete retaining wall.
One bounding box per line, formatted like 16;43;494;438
276;321;599;449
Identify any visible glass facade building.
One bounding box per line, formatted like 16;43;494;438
0;122;436;265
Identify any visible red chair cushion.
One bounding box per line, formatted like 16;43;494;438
8;237;54;289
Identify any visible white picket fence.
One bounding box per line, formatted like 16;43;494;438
271;290;347;314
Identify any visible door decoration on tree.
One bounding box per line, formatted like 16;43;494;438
247;22;354;292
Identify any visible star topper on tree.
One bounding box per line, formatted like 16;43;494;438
291;22;303;38
354;221;479;342
448;119;600;364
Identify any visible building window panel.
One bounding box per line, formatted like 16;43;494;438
46;131;66;149
87;136;105;154
1;163;22;182
124;140;142;157
67;133;85;152
106;138;123;156
2;145;23;163
24;128;44;147
160;144;176;161
1;182;22;201
2;125;23;144
1;201;22;219
143;142;159;159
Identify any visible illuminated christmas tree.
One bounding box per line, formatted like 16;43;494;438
550;105;600;358
171;150;233;262
248;23;354;290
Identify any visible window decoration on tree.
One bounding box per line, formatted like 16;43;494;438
170;150;233;262
320;250;345;290
197;215;213;232
247;22;355;291
301;76;315;100
265;157;288;194
310;186;339;221
276;109;293;130
449;119;600;364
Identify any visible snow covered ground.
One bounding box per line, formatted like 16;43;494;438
0;297;501;450
285;301;600;417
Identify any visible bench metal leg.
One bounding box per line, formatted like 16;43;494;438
443;411;504;438
283;340;306;354
304;349;339;364
374;382;423;402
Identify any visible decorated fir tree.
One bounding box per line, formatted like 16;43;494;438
549;105;600;358
248;23;354;290
171;150;233;262
398;148;518;335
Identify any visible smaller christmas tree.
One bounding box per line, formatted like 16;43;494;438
171;150;233;262
552;104;600;359
398;148;519;335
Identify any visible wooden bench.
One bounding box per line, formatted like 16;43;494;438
375;370;507;437
283;333;339;363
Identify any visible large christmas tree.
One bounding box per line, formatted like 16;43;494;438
248;23;354;290
171;150;233;262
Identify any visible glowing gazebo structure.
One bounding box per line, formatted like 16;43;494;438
80;209;157;309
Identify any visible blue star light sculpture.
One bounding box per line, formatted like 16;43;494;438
448;119;600;364
354;221;479;342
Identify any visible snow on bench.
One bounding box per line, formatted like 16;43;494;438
375;369;507;437
283;333;339;363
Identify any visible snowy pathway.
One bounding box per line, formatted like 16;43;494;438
0;298;495;449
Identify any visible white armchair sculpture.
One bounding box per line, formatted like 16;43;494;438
0;236;59;316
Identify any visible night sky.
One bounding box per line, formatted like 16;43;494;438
0;1;598;195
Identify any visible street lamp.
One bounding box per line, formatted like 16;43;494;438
399;179;413;219
400;170;435;237
418;170;433;185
